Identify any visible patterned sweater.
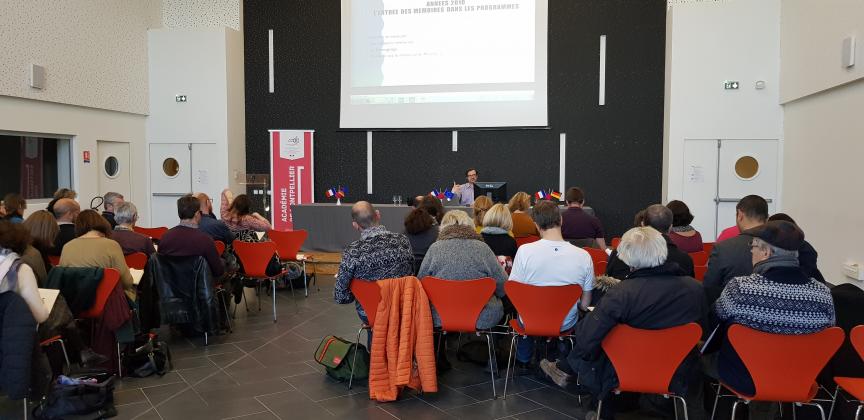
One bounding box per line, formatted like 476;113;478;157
334;225;414;305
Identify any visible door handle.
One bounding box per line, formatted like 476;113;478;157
715;198;773;203
151;193;190;197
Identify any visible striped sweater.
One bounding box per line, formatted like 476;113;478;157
334;225;414;305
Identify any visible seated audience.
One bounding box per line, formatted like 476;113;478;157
158;196;225;278
101;191;124;229
509;200;594;366
539;226;707;419
51;198;80;255
712;220;834;419
606;205;694;279
22;210;57;283
194;192;235;244
561;187;606;249
508;192;539;238
418;210;507;330
715;225;740;242
666;200;704;253
704;195;767;303
59;210;135;301
46;188;77;214
0;221;49;323
767;213;825;282
480;204;518;259
472;195;493;232
420;195;445;225
334;201;414;323
112;202;156;256
2;193;26;224
404;208;438;275
221;188;272;235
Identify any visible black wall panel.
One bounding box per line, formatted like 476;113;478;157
244;0;666;239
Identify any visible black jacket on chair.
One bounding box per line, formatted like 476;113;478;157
0;291;37;399
148;254;217;336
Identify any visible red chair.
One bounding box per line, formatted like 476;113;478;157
349;279;382;389
611;237;622;249
599;323;702;419
76;268;123;375
48;255;61;267
703;242;715;254
689;251;709;267
503;281;583;398
214;240;226;256
515;235;540;248
421;277;499;397
232;240;285;323
712;324;844;420
582;246;609;265
831;326;864;420
694;266;707;282
124;252;148;270
268;229;317;297
594;261;607;277
133;226;168;241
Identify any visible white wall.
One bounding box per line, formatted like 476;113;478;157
781;0;864;286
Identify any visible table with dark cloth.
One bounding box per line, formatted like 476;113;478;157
291;203;593;252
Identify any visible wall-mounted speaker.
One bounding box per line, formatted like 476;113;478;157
842;36;856;69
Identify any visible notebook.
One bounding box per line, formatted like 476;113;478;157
38;288;60;313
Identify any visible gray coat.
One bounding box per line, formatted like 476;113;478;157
703;234;753;304
418;225;507;330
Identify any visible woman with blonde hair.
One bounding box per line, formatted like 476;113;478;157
472;195;493;231
481;204;518;259
508;192;539;238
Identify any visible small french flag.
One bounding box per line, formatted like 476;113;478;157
535;190;547;200
325;188;335;198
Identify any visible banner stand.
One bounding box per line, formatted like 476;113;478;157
269;129;315;231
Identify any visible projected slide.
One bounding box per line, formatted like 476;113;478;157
340;0;548;128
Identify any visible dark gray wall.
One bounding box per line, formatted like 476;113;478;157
244;0;666;239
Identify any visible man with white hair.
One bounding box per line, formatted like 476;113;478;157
102;192;124;229
539;226;708;420
112;202;155;255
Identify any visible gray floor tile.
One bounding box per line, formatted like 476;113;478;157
517;387;588;419
507;407;578;420
227;362;318;384
197;378;294;404
114;388;147;406
283;371;365;402
446;395;542;419
113;401;156;420
256;389;332;418
417;385;480;411
456;377;547;401
378;397;455;419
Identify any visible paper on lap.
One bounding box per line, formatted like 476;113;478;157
38;288;60;313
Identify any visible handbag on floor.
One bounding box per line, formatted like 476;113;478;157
314;335;369;382
123;333;172;378
33;372;117;419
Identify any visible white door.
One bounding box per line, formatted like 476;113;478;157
682;139;720;241
191;143;220;213
149;143;191;228
97;141;132;205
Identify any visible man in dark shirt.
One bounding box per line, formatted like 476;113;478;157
102;192;124;229
51;198;80;255
606;204;694;279
112;202;156;256
560;187;606;249
158;196;224;277
194;192;234;244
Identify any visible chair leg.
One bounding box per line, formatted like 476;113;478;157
204;332;209;346
827;385;839;420
258;281;262;312
855;404;862;420
673;395;689;420
503;334;517;399
596;398;603;420
731;400;740;420
793;403;797;420
243;286;249;312
23;397;28;420
117;342;122;377
272;279;277;323
485;333;497;399
303;261;308;297
57;339;71;371
710;383;721;420
220;291;233;333
349;326;364;390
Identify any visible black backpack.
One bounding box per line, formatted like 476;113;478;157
123;333;172;378
34;372;117;419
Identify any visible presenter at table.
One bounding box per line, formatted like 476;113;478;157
452;168;478;206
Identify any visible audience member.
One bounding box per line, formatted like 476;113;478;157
606;205;694;279
561;187;606;249
539;226;708;419
711;221;834;419
221;188;272;235
0;221;49;323
59;210;135;301
418;210;507;330
666;200;704;253
472;195;493;231
158;196;225;278
2;193;26;224
480;204;517;259
404;208;438;274
703;195;768;303
715;225;740;242
102;192;124;229
509;200;594;366
22;210;56;283
334;202;414;324
194;192;234;244
409;195;425;208
51;198;80;255
46;188;77;214
112;202;155;256
420;195;445;225
508;192;539;238
767;213;825;282
453;167;479;206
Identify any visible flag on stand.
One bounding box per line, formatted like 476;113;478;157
325;188;336;198
444;188;454;201
336;185;347;199
535;190;547;200
550;190;562;200
430;189;440;198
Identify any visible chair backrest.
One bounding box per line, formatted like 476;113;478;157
351;279;382;326
505;281;582;336
594;261;607;277
851;325;864;360
602;323;702;395
582;246;608;264
134;226;168;240
728;324;844;401
515;235;540;248
567;238;597;248
689;251;709;266
420;276;496;333
125;252;148;270
267;229;308;260
232;240;277;278
214;240;226;256
611;237;622;249
48;255;61;266
703;242;715;254
694;265;707;281
78;268;121;319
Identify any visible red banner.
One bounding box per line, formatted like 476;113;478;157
20;137;43;199
270;130;315;231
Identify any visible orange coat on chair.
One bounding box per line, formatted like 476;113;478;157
368;276;438;402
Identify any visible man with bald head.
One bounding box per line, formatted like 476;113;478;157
194;192;234;244
605;204;695;279
334;201;414;322
51;198;81;255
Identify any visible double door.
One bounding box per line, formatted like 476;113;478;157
149;143;218;227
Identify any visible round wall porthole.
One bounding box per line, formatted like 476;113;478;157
104;156;119;178
162;157;180;178
734;156;760;180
